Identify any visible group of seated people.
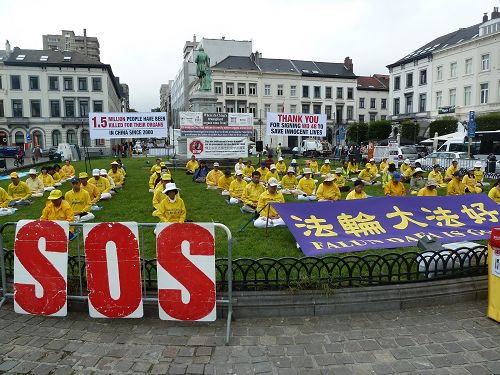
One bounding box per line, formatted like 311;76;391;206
0;160;126;228
184;154;500;228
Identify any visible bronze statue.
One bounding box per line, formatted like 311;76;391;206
195;47;212;91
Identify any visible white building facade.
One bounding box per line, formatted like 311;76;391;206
356;75;390;123
0;46;122;152
388;7;500;136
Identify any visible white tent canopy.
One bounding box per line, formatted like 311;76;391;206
421;131;467;145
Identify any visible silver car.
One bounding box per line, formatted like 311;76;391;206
415;151;485;170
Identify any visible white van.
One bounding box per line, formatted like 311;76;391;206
438;139;480;153
57;143;80;161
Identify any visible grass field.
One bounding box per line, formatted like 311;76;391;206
0;156;492;260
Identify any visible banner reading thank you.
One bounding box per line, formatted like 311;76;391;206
88;112;167;139
272;195;499;256
187;137;247;159
266;112;327;137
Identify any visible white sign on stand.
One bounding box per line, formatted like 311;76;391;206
88;112;168;139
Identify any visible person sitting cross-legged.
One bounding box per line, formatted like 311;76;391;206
89;169;112;200
193;160;209;183
281;167;299;195
65;177;95;222
409;168;426;195
320;159;331;177
152;174;172;216
417;178;439;196
346;179;368;200
228;170;247;205
26;169;44;197
317;174;341;202
254;178;286;228
447;171;466;196
384;172;406;196
218;170;234;196
8;172;32;206
39;167;55;192
241;171;265;213
488;179;500;203
206;162;223;189
79;172;101;205
357;163;380;185
296;168;317;201
40;189;74;223
185;155;199;175
108;161;124;189
333;168;350;192
157;183;186;223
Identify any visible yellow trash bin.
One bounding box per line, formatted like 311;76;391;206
488;227;500;323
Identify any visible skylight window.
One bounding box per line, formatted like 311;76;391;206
457;39;464;43
16;55;25;61
40;55;48;61
301;69;310;73
472;34;479;39
312;70;319;74
63;56;71;61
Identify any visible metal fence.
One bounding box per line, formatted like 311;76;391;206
0;222;234;344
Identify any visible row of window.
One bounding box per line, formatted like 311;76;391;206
393;54;491;90
4;129;101;148
0;75;102;92
214;82;355;100
0;99;103;118
359;114;387;123
359;98;387;110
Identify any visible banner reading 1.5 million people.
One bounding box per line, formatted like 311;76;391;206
266;113;327;137
88;112;168;139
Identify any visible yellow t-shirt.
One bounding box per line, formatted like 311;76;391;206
265;171;280;182
242;182;265;206
463;175;480;192
384;181;406;196
256;167;269;180
276;161;287;174
256;190;285;218
40;200;74;222
229;179;247;198
281;175;297;190
417;187;438;196
157;197;186;223
488;187;500;203
445;165;459;179
186;159;199;172
347;162;359;173
474;169;484;182
217;175;234;190
81;182;101;204
39;174;55;187
88;177;111;194
65;189;92;213
242;165;255;178
61;164;75;178
368;164;378;176
447;178;465;195
297;177;316;195
0;187;11;208
317;183;341;201
333;174;345;187
206;169;224;186
358;169;373;182
400;163;410;174
380;162;388;172
346;190;367;200
108;170;124;187
310;161;319;173
8;181;31;200
428;170;444;184
320;164;331;175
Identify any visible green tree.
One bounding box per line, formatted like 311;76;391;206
476;113;500;131
428;117;458;137
346;122;368;145
367;120;392;141
400;120;419;142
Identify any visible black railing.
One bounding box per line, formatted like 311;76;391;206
1;246;488;292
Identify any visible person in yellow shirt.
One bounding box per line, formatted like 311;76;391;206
409;168;426;195
0;185;11;208
242;160;255;182
241;171;266;213
39;167;55;191
265;164;280;183
61;160;75;179
473;161;488;188
185;155;199;175
402;163;415;183
256;162;269;183
358;164;380;185
206;162;224;189
347;158;359;174
276;157;287;177
428;164;445;186
26;169;44;197
463;169;482;193
116;159;127;179
346;180;368;200
320;159;331;176
48;166;62;186
310;157;320;176
8;172;31;206
152;174;172;216
445;160;459;182
281;167;298;195
218;170;234;196
317;174;341;202
447;171;466;196
296;168;317;201
417;179;439;196
228;171;247;204
53;164;66;183
368;158;379;178
100;169;116;195
79;172;101;205
157;183;186;223
150;158;162;174
65;177;94;222
379;158;389;173
254;178;286;228
382;162;396;187
400;159;411;175
488;179;500;203
384;172;406;196
333;168;350;192
40;189;74;223
148;166;162;192
89;169;112;200
108;161;124;189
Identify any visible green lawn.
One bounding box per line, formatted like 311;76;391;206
0;156;492;260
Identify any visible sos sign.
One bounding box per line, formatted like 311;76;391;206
13;220;216;321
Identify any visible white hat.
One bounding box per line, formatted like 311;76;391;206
287;167;295;173
270;164;276;170
303;168;312;174
213;162;219;167
291;159;297;164
92;168;100;176
236;170;243;176
413;168;423;175
163;182;179;193
474;161;482;168
323;173;334;182
369;158;375;162
29;169;37;174
404;158;410;164
452;159;458;163
267;177;279;187
324;159;330;164
100;169;107;176
110;161;119;166
335;167;342;174
278;156;284;161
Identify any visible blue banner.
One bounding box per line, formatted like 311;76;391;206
272;195;499;256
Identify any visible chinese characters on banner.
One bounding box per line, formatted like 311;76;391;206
272;195;499;256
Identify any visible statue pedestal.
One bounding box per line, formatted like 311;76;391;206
189;91;218;113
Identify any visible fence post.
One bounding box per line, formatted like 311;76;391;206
0;228;6;309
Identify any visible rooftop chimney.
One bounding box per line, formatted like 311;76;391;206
193;34;196;43
344;56;353;72
83;28;88;57
5;40;11;56
492;7;500;19
483;12;489;22
222;36;225;40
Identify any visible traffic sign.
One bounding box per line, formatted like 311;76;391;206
26;133;31;142
338;126;345;140
468;111;476;138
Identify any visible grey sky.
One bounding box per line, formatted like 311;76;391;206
0;0;494;111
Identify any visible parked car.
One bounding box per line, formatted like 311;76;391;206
415;151;486;171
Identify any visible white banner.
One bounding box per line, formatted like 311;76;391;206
180;112;253;137
266;112;327;137
187;137;248;159
88;112;168;139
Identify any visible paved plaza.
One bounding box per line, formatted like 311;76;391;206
0;300;499;374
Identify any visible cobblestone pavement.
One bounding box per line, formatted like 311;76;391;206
0;300;499;374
